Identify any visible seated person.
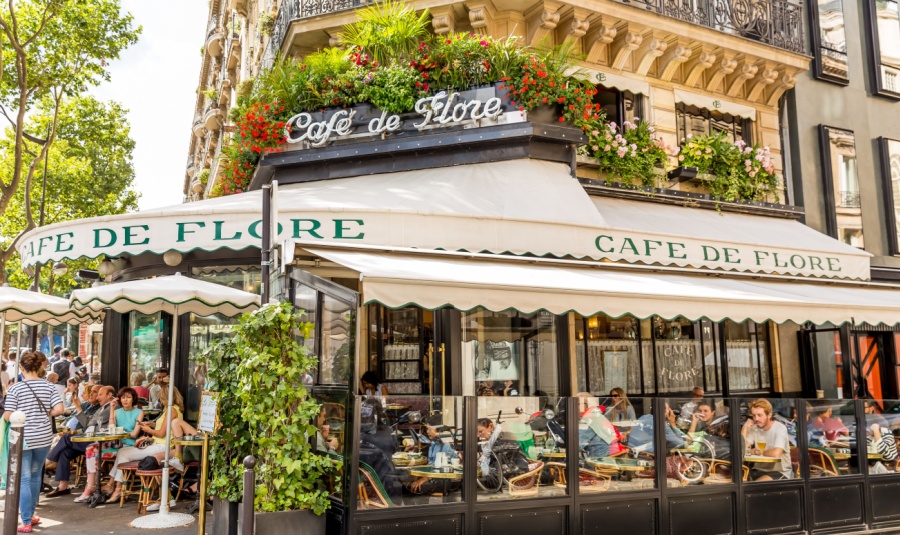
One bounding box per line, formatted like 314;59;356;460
316;406;339;453
103;385;192;504
809;405;849;443
406;425;459;495
742;399;793;481
676;387;704;429
576;394;620;458
74;387;145;503
627;403;686;455
865;400;897;462
45;385;116;497
688;400;731;459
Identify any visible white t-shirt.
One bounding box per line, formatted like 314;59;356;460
746;420;793;478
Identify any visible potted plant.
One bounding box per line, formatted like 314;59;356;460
677;131;780;202
257;11;275;37
206;303;338;535
581;119;673;188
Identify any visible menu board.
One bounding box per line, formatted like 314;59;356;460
198;391;219;433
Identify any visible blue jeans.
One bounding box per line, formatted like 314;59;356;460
19;446;51;525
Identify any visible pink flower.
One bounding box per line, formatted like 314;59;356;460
592;145;599;151
604;145;611;151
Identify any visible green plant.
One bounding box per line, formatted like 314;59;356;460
581;119;672;186
196;167;210;185
258;11;274;36
236;302;338;513
200;45;205;56
678;132;780;202
340;0;430;66
358;65;425;113
202;87;219;102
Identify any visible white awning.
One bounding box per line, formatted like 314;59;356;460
292;244;900;326
673;89;757;119
567;67;650;95
591;197;871;280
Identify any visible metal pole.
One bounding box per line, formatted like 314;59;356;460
261;185;271;305
1;311;6;368
13;322;21;380
3;411;26;535
197;433;210;535
242;456;256;535
159;304;179;515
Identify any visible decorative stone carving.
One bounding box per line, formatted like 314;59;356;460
584;23;617;64
634;36;668;76
611;27;643;71
705;54;737;93
526;2;562;46
766;68;799;107
725;57;760;97
746;64;779;102
683;48;717;87
432;7;457;35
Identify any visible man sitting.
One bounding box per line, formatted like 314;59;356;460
45;385;116;496
742;398;793;481
406;425;459;495
676;387;704;429
628;403;687;454
688;400;731;459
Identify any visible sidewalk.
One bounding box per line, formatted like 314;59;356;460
0;489;205;534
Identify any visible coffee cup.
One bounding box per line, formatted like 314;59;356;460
116;426;125;434
451;458;461;469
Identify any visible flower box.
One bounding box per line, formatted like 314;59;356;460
667;166;699;183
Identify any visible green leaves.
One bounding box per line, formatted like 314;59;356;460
339;0;430;66
206;302;336;513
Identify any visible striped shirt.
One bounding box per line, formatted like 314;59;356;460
5;379;63;450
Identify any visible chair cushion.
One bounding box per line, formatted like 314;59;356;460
119;461;141;470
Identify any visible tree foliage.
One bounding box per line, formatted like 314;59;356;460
0;0;140;284
0;95;139;290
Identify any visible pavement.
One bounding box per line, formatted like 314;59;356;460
0;487;207;534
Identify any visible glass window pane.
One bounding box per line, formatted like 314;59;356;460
462;309;558;398
584;396;655;491
741;398;796;483
577;314;642;396
311;388;348;502
701;320;720;393
864;399;900;474
320;294;353;386
885;140;900;249
293;282;317;370
806;399;859;477
876;0;900;92
818;0;849;80
375;307;428;395
128;312;163;396
724;320;765;391
666;396;732;485
824;127;864;248
653;318;703;394
477;395;567;500
185;313;236;423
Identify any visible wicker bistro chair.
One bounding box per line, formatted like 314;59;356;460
508;460;544;497
135;466;173;515
117;461;142;508
808;446;842;477
358;462;395;509
702;460;749;484
543;461;611;493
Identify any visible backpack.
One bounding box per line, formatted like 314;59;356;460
52;359;70;384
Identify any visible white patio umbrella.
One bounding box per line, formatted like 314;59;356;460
0;283;99;378
70;273;260;529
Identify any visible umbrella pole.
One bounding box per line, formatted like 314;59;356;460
0;312;6;364
14;322;21;379
160;304;178;515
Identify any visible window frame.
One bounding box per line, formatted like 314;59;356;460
864;0;900;99
878;137;900;255
592;84;645;126
819;125;864;245
808;0;851;85
675;103;752;144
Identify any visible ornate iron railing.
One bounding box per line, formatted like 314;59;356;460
627;0;804;53
207;14;221;40
839;191;861;209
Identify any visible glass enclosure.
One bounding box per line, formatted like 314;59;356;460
128;311;165;386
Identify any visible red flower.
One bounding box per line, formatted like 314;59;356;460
558;117;565;122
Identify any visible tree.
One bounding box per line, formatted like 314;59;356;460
0;95;139;292
0;0;140;284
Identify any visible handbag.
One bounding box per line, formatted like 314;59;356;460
22;381;57;434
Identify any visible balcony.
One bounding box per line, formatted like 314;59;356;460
186;155;197;178
227;35;242;70
838;190;861;209
192;111;205;138
206;14;225;57
203;103;224;131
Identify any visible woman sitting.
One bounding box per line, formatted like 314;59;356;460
102;384;194;503
75;387;144;503
62;378;80;415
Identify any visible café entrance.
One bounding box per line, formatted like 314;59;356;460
801;325;899;400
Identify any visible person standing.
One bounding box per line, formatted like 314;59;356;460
3;351;64;533
49;346;62;365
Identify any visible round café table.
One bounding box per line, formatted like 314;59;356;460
409;466;463;499
743;455;779;464
70;433;131;443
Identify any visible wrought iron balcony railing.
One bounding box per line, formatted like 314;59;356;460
623;0;804;53
839;191;861;209
207;14;221;40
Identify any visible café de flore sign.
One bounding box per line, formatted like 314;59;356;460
17;158;870;281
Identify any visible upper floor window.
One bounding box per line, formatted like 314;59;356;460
879;137;900;254
811;0;850;83
592;85;643;125
867;0;900;97
820;126;865;248
675;103;750;143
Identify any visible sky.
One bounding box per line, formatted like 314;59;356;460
92;0;209;211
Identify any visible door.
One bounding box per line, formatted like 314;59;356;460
849;332;897;401
802;325;898;400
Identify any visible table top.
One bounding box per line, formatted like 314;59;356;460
384;404;410;411
538;450;567;459
70;433;130;443
612;420;639;428
172;436;219;446
743;455;778;464
587;457;652;472
409;466;464;480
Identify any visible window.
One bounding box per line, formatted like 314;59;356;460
723;320;771;391
867;0;900;97
879;138;900;254
676;103;749;143
592;85;642;125
810;0;850;83
128;311;166;387
819;126;865;248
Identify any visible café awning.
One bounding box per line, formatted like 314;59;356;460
291;243;900;326
17;158;871;280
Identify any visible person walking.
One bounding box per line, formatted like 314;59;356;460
3;351;64;533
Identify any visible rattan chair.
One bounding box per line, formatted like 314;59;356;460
508;461;544;497
358;462;394;509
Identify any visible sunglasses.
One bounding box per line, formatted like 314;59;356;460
610;394;620;398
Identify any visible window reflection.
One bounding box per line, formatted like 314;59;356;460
883;139;900;252
462;309;558;397
676;104;747;143
806;400;859;476
128;311;164;392
817;0;849;81
576;314;642;396
741;399;796;482
654;318;703;394
875;0;900;94
822;126;864;248
864;399;900;473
